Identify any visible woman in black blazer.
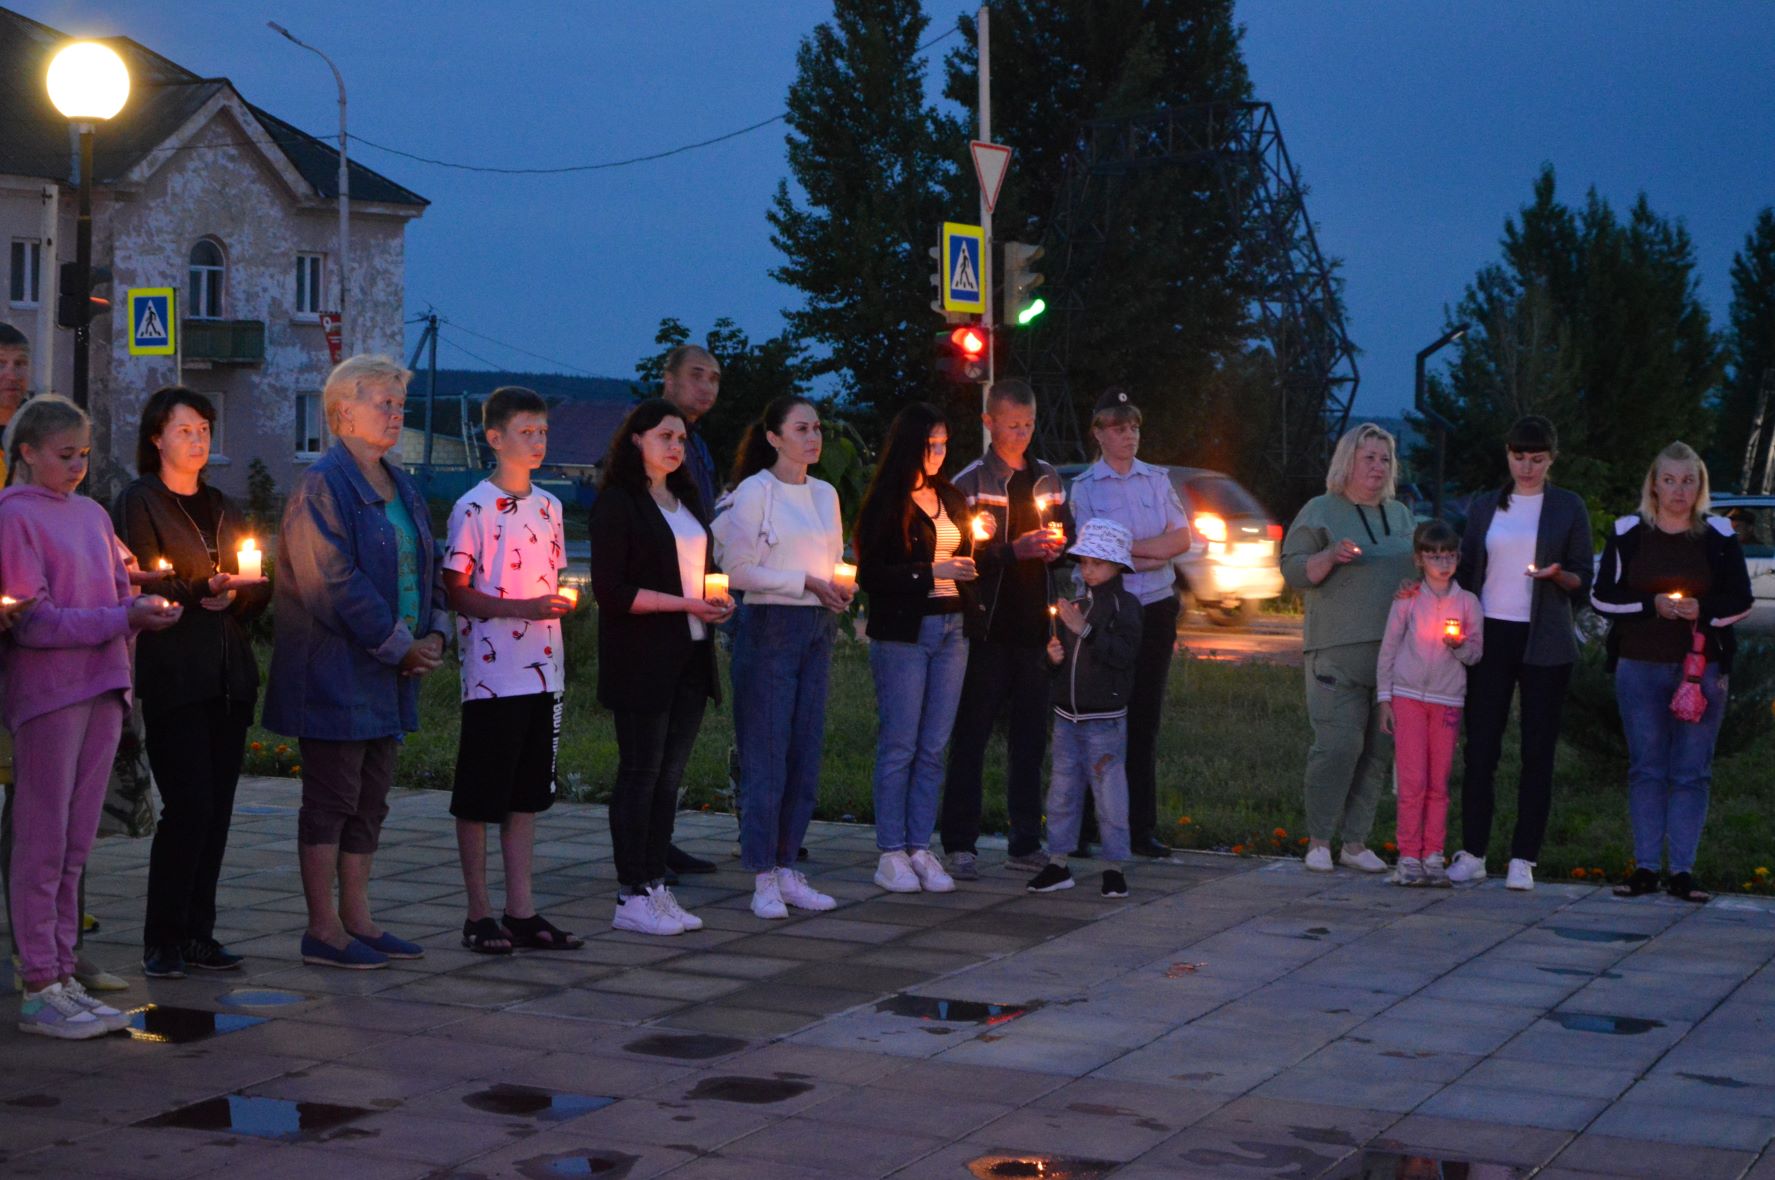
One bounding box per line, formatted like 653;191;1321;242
854;404;978;894
588;399;733;937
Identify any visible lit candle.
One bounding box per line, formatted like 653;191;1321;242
1668;590;1684;600
1049;603;1059;640
832;562;858;594
703;572;729;601
236;538;262;580
1443;617;1462;641
971;514;991;543
153;557;172;572
0;596;15;606
560;586;579;606
1525;563;1537;575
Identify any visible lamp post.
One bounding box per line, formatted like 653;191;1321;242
46;41;130;409
268;22;349;356
1414;322;1470;520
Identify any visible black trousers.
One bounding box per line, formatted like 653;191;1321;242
941;639;1049;858
1126;595;1180;843
609;653;710;890
1461;619;1572;862
142;696;253;949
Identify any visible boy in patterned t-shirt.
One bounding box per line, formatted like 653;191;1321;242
442;387;580;955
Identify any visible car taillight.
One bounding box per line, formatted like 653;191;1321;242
1192;513;1228;544
1266;523;1283;542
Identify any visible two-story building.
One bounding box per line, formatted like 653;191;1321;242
0;7;427;500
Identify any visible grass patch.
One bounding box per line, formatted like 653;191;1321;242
245;605;1775;893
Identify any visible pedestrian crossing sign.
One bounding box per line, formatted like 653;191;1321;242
127;288;176;356
941;222;986;314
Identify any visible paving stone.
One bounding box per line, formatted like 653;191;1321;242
1550;1133;1758;1180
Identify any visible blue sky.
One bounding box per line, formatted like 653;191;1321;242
17;0;1775;418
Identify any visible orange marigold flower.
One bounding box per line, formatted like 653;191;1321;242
1231;844;1246;855
1571;867;1587;879
1176;815;1192;826
1382;841;1397;853
1592;868;1605;879
1272;827;1287;838
1297;836;1309;846
249;741;263;752
275;744;290;755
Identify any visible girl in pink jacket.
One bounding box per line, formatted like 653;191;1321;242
1377;520;1483;887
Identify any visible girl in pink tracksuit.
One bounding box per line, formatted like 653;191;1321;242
1377;520;1483;887
0;395;180;1038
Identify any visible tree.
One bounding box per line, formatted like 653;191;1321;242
767;0;957;428
633;316;807;481
1713;208;1775;491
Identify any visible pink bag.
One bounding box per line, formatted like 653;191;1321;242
1669;627;1708;724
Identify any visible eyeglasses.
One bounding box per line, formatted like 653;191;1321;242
1421;552;1458;565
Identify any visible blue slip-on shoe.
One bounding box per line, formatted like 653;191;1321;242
300;934;388;970
346;929;425;960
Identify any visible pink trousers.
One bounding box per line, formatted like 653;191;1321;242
7;693;124;984
1393;697;1460;860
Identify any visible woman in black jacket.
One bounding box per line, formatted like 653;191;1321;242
854;404;978;894
114;387;268;977
589;398;732;937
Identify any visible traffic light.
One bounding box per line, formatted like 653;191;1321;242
934;323;989;383
1003;241;1045;326
929;245;945;316
57;261;112;329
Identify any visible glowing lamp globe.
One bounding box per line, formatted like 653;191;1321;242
47;42;130;121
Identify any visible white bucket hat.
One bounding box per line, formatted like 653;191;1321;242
1068;517;1135;572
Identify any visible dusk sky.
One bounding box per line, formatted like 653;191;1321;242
16;0;1775;420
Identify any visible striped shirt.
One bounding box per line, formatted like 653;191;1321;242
929;500;961;600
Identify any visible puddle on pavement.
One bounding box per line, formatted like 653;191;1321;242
124;1005;266;1043
462;1084;616;1122
136;1094;375;1141
235;804;297;815
516;1149;640;1178
622;1032;747;1059
1351;1150;1526;1177
966;1153;1119;1179
1678;1072;1749;1088
218;989;311;1008
1536;966;1621;979
684;1075;813;1104
1546;926;1649;944
874;993;1033;1025
4;1093;59;1108
1551;1012;1667;1035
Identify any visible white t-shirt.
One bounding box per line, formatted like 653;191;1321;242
1480;492;1542;622
659;497;709;642
444;479;567;700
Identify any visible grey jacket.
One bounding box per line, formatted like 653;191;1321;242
1455;484;1593;666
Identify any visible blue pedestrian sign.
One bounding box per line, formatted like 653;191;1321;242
940;222;986;314
127;288;176;356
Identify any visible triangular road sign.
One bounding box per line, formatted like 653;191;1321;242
970;140;1012;214
136;300;167;342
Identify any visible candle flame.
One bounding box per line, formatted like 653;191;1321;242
154;557;172;571
560;586;579;605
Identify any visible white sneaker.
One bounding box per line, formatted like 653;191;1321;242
1446;850;1487;883
751;871;788;920
1506;858;1535;891
775;868;837;912
18;982;109;1040
1304;845;1334;873
612;890;684;936
1339;847;1389;873
874;851;921;893
907;849;955;893
1423;853;1452;888
1392;856;1426;887
651;884;703;931
61;978;132;1032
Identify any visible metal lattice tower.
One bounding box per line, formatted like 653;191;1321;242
1013;102;1358;500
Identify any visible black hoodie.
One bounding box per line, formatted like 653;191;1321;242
1050;573;1143;721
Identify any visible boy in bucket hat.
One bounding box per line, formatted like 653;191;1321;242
1028;518;1144;898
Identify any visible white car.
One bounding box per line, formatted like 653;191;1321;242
1710;494;1775;630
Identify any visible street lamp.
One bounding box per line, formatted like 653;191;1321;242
268;22;349;356
1414;322;1470;520
46;41;130;409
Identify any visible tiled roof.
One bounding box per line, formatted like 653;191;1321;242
0;7;425;208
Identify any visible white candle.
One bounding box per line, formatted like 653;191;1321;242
237;538;262;580
560;586;579;606
832;562;857;594
971;514;991;543
704;572;729;601
1525;563;1538;575
153;557;172;572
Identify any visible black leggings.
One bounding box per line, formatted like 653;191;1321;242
1461;619;1571;862
609;653;710;890
142;697;252;949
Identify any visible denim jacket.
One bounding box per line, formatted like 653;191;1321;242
262;443;450;740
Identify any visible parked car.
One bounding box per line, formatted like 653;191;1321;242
1710;493;1775;628
1058;463;1284;626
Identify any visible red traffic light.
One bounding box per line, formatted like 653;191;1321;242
950;326;987;357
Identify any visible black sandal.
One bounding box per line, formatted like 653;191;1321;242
501;912;584;951
461;917;513;955
1613;868;1660;898
1666;872;1711;904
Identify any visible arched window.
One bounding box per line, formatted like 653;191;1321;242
188;239;224;320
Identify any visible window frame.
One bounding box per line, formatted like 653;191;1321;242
188;239;225;321
294;252;325;317
295;392;326;459
9;238;42;308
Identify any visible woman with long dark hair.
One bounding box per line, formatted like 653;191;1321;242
855;404;976;893
713;395;853;920
590;398;732;936
114;387;269;977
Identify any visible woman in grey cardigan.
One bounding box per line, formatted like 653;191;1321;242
1449;416;1593;891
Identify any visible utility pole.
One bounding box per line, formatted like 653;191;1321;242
269;23;350;355
977;4;992;453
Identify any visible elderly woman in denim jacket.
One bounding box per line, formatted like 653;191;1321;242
263;355;450;970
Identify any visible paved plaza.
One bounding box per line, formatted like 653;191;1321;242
3;777;1775;1179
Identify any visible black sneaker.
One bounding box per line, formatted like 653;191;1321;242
1027;864;1075;893
142;945;187;979
1130;835;1171;859
183;938;244;972
1101;870;1129;899
666;844;717;875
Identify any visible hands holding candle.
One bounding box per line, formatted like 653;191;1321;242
1442;616;1465;648
128;593;183;632
0;594;34;634
237;538;262;581
1656;588;1699;621
970;512;994;543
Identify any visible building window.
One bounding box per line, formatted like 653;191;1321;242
294;253;324;316
188;239;224;320
295;393;325;457
9;239;42;307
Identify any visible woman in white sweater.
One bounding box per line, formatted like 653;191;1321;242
712;396;854;920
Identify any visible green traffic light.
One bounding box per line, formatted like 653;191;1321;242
1016;297;1046;326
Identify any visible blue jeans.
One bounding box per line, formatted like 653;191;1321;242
1045;716;1131;863
869;613;968;853
1616;657;1727;875
731;604;836;873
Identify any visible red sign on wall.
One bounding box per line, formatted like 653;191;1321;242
318;311;342;364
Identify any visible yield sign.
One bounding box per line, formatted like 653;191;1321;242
969;140;1012;214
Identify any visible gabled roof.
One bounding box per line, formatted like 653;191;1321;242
0;7;426;208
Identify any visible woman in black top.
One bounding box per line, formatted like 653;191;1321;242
589;399;733;936
854;404;978;893
113;387;268;977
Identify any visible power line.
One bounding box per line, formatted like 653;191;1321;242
432;313;602;377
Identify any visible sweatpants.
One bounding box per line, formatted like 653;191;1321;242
1392;697;1460;860
1302;641;1390;844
